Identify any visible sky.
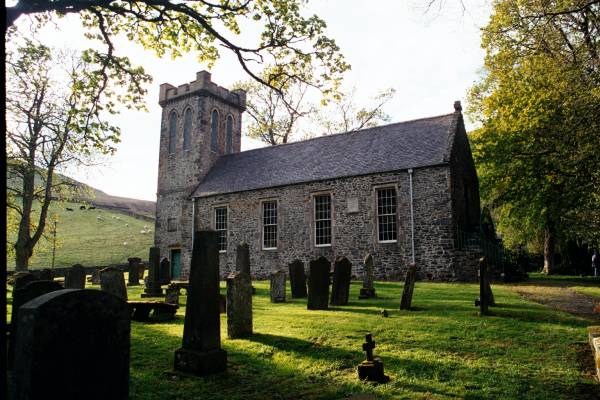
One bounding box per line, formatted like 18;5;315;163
8;0;492;202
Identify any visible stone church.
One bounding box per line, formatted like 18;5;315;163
154;71;482;281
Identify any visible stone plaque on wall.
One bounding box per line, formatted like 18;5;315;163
347;197;359;213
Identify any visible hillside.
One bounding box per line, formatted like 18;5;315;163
7;163;156;220
7;200;154;270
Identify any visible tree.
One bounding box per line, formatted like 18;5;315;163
5;1;350;101
468;0;600;274
6;33;150;271
315;87;396;135
234;66;315;145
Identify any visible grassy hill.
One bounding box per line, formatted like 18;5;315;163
7;200;154;270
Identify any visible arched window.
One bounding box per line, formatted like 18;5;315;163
226;115;234;153
210;109;219;152
183;108;192;150
168;111;177;154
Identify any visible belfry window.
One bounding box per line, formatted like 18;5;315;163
183;108;192;150
226;115;234;154
168;111;177;154
211;109;219;152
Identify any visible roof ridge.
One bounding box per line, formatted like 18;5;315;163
220;112;455;158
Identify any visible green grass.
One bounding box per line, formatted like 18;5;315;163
7;201;153;270
7;279;597;399
527;273;600;300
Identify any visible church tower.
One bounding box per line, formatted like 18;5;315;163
154;71;246;278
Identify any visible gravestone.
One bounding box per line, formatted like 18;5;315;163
9;280;63;368
400;263;417;310
270;270;286;303
64;264;86;289
174;231;227;375
34;268;54;281
165;285;180;305
12;272;37;290
11;289;130;400
90;269;101;284
331;256;352;306
127;257;141;286
359;253;376;299
99;266;128;301
288;259;307;298
357;333;390;383
235;242;251;276
307;256;330;310
160;257;171;285
142;247;163;298
138;263;146;280
475;258;494;315
226;271;253;338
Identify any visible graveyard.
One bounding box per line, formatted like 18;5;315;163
7;269;598;399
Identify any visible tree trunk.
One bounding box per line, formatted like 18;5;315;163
14;240;33;272
543;225;555;274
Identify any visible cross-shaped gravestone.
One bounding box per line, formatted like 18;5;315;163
362;334;375;362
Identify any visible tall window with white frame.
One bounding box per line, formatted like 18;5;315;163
215;206;228;252
262;200;277;249
376;187;397;242
314;194;332;246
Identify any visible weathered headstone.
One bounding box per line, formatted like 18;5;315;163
331;256;352;306
288;259;307;298
160;257;171;285
174;231;227;375
235;242;251;276
226;271;253;338
165;285;180;305
9;280;63;368
11;289;130;400
34;268;54;281
11;272;37;290
270;270;286;303
64;264;86;289
236;242;255;294
475;257;493;315
99;266;128;301
138;263;146;280
127;257;141;286
400;263;417;310
307;256;330;310
359;253;376;299
142;247;163;298
357;333;390;383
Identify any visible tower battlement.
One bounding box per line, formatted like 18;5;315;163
158;70;246;110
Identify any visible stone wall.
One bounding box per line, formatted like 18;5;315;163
192;166;477;281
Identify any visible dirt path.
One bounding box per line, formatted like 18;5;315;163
510;283;600;321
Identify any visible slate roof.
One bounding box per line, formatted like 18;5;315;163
193;113;457;197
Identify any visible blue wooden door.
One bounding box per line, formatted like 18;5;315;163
171;249;182;279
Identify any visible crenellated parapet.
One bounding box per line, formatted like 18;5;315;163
159;70;246;110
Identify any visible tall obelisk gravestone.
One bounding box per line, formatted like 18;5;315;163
174;231;227;375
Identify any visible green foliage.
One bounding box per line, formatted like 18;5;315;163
8;0;350;99
468;0;600;265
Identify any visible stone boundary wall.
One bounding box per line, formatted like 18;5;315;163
6;263;132;278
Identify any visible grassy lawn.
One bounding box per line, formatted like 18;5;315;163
527;273;600;300
7;201;153;270
8;279;598;399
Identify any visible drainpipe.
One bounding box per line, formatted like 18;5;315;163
408;169;415;263
191;198;197;245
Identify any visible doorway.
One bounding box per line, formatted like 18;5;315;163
170;249;182;280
